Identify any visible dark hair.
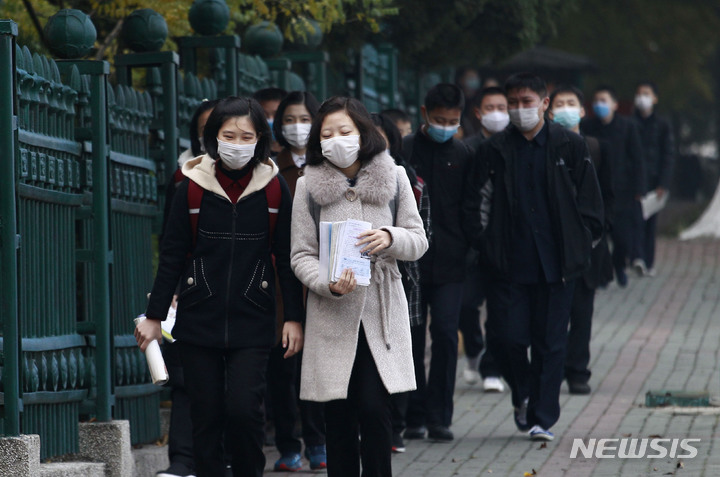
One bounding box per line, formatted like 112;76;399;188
381;108;411;124
371;113;418;187
272;91;321;149
472;86;506;108
371;113;403;162
190;99;220;156
202;96;272;165
251;87;288;103
549;84;585;107
636;80;658;96
504;72;547;98
424;83;465;113
305;96;387;166
593;84;618;102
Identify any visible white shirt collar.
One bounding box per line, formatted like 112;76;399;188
291;151;306;169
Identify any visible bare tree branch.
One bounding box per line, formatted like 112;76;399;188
21;0;48;49
95;18;124;60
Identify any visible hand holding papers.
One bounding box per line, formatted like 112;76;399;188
641;190;669;220
319;219;373;287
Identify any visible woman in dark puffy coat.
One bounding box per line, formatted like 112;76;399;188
135;96;304;477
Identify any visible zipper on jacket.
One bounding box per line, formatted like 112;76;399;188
225;202;238;348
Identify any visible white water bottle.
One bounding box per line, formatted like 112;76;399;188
134;314;169;385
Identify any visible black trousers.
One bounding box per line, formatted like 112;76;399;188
411;282;465;428
325;327;391;477
459;267;501;378
267;344;326;454
405;322;428;429
163;341;194;471
179;342;269;477
564;280;595;384
486;279;575;430
640;213;658;269
613;198;643;272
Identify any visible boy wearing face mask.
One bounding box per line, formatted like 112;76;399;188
632;81;674;277
548;85;614;396
403;83;482;442
459;86;509;392
581;85;646;287
476;73;604;441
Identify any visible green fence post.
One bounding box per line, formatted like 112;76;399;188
177;36;240;97
57;59;114;421
0;19;20;436
378;43;398;109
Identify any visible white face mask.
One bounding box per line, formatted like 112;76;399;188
321;135;361;169
282;123;312;149
509;106;541;132
481;110;510;134
634;94;654;113
217;139;256;170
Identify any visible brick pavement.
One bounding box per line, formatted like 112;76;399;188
264;238;720;476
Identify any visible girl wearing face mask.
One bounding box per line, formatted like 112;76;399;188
136;96;304;477
272;91;321;197
267;90;328;472
291;97;428;477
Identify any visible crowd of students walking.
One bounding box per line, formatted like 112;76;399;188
134;67;674;477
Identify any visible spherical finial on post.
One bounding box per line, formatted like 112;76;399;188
244;21;284;58
189;0;230;36
44;9;97;59
120;9;169;53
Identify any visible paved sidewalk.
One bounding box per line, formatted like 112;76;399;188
264;238;720;476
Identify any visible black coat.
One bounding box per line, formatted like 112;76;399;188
582;135;614;289
404;130;481;285
581;114;646;200
146;162;304;349
634;111;675;191
476;122;605;282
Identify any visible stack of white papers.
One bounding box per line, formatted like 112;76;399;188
319;219;372;286
641;190;669;220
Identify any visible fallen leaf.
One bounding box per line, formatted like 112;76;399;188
622;433;632;437
538;442;548;449
653;468;658;471
523;470;537;477
677;461;684;469
649;434;662;438
487;471;492;474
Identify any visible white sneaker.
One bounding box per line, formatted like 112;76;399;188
463;368;481;385
483;376;505;392
632;258;648;277
528;425;554;441
647;267;657;277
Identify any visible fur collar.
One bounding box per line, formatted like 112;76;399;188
182;154;279;203
303;152;398;206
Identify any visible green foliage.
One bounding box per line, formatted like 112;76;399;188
381;0;575;70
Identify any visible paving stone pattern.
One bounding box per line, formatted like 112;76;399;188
265;238;720;476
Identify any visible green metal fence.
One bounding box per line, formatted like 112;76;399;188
0;7;434;462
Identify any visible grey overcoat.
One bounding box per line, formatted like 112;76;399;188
291;152;428;402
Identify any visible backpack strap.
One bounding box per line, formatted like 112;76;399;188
265;176;282;245
187;179;204;247
173;168;185;188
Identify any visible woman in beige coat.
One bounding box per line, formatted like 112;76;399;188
291;97;428;477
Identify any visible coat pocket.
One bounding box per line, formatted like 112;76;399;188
243;259;274;312
178;258;213;309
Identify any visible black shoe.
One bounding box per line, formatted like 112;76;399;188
568;381;592;395
616;268;628;288
427;425;454;442
156;462;195;477
403;425;427;440
391;433;406;453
